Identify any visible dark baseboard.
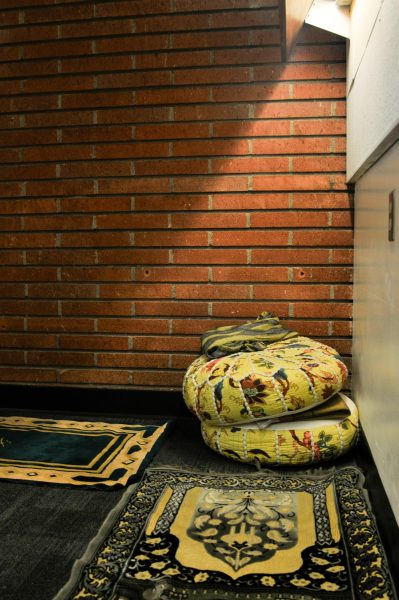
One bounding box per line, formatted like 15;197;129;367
0;384;187;416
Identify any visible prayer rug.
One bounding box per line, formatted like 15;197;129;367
0;416;170;487
55;466;396;599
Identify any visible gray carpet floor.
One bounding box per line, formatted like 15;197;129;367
0;409;397;599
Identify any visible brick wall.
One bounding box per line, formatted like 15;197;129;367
0;0;352;391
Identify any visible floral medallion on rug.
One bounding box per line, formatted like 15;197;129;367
0;416;170;487
55;466;396;599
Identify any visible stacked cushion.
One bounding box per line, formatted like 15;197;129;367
183;336;358;466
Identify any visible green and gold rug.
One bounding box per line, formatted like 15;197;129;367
55;466;396;599
0;416;170;487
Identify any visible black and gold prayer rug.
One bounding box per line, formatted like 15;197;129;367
55;466;396;599
0;416;170;487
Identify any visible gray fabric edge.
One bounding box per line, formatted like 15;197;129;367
52;481;139;600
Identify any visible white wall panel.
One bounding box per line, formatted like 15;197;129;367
347;0;399;181
353;139;399;524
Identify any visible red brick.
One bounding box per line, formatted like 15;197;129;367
0;368;57;383
171;319;227;334
0;333;57;349
23;74;94;94
174;104;250;121
0;164;56;181
212;193;289;210
252;248;330;264
24;215;93;230
97;353;169;369
97;106;171;124
135;231;208;247
293;267;352;282
131;370;184;387
293;119;346;135
291;44;346;63
0;267;57;281
332;321;352;336
252;174;332;191
213;231;288;246
60;232;130;247
23;145;93;162
135;301;209;316
25;110;93;128
97;249;169;265
0;233;56;248
331;212;353;227
133;336;200;352
62;125;132;143
27;317;94;333
254;63;335;82
173;249;247;264
174;0;278;10
173;30;251;49
59;335;129;351
173;140;250;157
214;46;281;65
60;197;131;213
60;161;131;178
0;350;25;365
23;39;93;59
96;34;170;54
97;70;171;89
61;91;134;110
62;301;133;316
251;211;328;228
0;317;24;331
135;158;209;176
60;55;132;74
213;83;290;102
27;249;97;265
135;123;209;140
27;351;95;367
176;284;250;299
61;267;132;282
99;284;172;299
212;302;289;318
332;249;354;264
25;3;94;22
0;251;24;264
0;216;22;231
214;121;290;137
173;176;248;193
293;302;352;319
252;137;332;155
171;213;246;229
96;214;168;230
97;318;169;334
0;300;58;315
96;142;169;159
26;180;94;197
175;66;252;85
136;266;209;282
292;156;346;172
254;100;338;119
282;320;330;337
0;130;57;146
253;284;330;300
60;20;132;39
211;156;289;173
59;370;130;385
28;283;96;298
333;285;353;300
98;178;170;195
213;267;288;281
136;50;211;70
0;284;25;298
135;196;210;211
292;192;352;209
292;231;353;246
0;24;58;44
96;0;171;17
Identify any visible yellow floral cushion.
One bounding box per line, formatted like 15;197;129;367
183;336;347;425
201;393;358;466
